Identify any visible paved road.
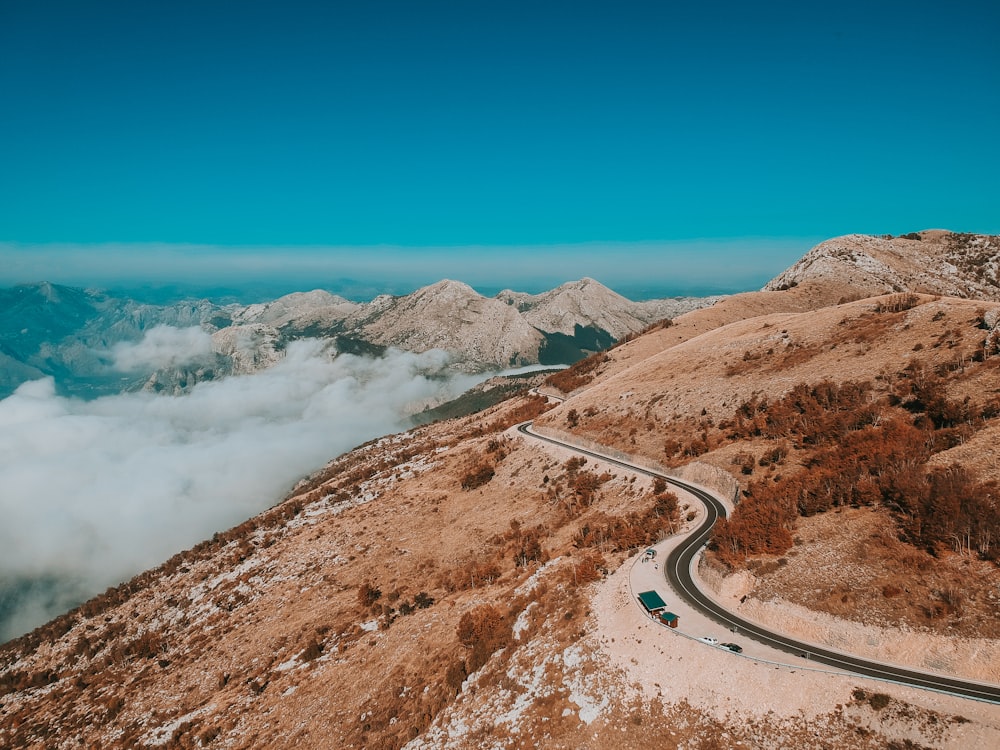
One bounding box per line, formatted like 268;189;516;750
517;421;1000;705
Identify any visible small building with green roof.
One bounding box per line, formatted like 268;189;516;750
636;590;667;614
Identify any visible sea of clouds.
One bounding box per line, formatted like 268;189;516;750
0;328;495;641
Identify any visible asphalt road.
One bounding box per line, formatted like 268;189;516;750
517;421;1000;705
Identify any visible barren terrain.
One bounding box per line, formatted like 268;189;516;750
3;232;999;748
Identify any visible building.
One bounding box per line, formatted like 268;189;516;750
659;611;679;628
636;590;667;616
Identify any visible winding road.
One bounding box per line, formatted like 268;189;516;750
517;421;1000;705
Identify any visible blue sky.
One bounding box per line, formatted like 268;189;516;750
1;0;998;297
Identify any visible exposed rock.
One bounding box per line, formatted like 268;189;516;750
211;323;285;375
764;230;1000;300
496;277;719;339
232;289;360;331
0;278;713;396
348;279;545;369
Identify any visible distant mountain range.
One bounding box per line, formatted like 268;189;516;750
0;278;720;399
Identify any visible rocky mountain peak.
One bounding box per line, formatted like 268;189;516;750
409;278;481;301
233;289;359;328
764;231;1000;300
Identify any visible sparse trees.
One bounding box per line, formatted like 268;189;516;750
713;365;1000;567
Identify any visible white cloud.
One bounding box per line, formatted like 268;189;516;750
110;324;215;371
0;340;488;641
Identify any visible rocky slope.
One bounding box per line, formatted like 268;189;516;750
496;277;713;340
0;279;712;398
4;385;997;749
2;232;999;749
765;230;1000;300
0;282;232;397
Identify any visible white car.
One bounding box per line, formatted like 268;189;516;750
697;636;719;646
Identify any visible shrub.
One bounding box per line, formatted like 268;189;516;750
545;352;610;393
456;604;510;672
868;692;891;710
461;463;495;490
300;639;323;662
875;293;919;313
358;583;382;608
414;592;434;609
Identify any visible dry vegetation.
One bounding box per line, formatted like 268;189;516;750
537;291;1000;641
3;236;1000;749
746;507;1000;638
544;350;610;393
0;392;684;749
712;368;1000;566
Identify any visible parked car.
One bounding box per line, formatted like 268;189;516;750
721;642;742;653
697;636;719;646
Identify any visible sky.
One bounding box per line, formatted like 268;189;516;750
1;0;998;297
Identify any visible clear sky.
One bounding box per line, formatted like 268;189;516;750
1;0;998;296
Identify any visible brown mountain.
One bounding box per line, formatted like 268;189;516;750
2;232;999;749
764;230;1000;300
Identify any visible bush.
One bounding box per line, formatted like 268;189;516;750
875;293;919;313
461;462;495;490
358;583;382;608
545;352;610;393
414;591;434;609
456;604;510;672
300;639;323;662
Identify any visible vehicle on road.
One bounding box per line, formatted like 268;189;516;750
697;636;719;646
721;642;742;653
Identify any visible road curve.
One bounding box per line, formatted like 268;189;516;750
517;421;1000;705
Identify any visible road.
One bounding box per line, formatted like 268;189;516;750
517;421;1000;705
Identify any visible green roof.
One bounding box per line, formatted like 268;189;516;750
637;590;667;612
659;611;678;623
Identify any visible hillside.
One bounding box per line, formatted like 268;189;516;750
537;291;1000;627
765;230;1000;300
2;232;1000;749
6;386;997;749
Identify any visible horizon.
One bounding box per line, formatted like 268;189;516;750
0;236;823;303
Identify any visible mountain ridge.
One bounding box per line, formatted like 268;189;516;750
0;278;719;398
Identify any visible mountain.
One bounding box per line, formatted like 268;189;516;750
0;279;716;398
764;230;1000;300
3;234;1000;748
231;277;716;372
0;282;235;397
344;279;545;367
497;277;701;338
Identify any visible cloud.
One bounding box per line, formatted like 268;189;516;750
110;324;215;371
0;338;488;641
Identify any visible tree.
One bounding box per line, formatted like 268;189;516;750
456;604;509;672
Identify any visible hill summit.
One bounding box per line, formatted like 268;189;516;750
765;230;1000;300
